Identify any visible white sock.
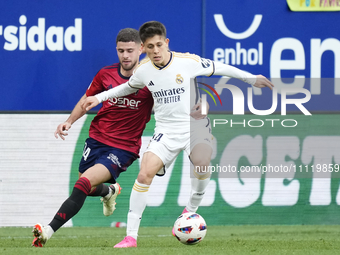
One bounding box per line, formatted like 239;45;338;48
46;225;54;239
186;175;210;212
126;180;150;240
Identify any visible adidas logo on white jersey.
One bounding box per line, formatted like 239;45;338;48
148;81;154;86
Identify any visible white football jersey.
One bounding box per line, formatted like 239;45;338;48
129;51;214;133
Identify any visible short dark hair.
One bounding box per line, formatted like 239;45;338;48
139;21;166;43
116;28;141;44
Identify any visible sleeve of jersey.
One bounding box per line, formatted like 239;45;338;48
213;61;257;86
86;72;103;96
94;81;139;103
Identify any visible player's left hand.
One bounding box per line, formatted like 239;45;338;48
253;75;274;90
82;96;100;111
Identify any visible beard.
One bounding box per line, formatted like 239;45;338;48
120;60;137;72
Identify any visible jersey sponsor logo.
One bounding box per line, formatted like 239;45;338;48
200;58;212;68
148;81;155;86
152;87;185;104
176;74;184;84
152;87;185;98
108;97;141;109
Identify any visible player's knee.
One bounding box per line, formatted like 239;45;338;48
194;158;211;170
137;172;154;185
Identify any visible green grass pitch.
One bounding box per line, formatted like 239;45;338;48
1;225;340;255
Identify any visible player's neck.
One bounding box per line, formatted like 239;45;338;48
159;51;171;67
120;67;135;78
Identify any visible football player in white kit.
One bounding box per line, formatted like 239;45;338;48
82;21;274;248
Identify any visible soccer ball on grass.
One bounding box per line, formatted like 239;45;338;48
173;212;207;245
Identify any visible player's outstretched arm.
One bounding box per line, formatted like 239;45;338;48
55;93;88;140
81;81;139;111
213;62;274;89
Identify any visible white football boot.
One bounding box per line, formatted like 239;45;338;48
101;183;122;216
32;223;49;247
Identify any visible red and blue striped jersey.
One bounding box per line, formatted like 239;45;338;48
86;63;153;156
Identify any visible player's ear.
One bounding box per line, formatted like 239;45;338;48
165;38;170;51
139;43;144;54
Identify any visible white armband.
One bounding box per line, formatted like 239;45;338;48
214;61;257;86
95;82;139;103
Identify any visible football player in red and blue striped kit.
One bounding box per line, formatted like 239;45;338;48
32;28;154;247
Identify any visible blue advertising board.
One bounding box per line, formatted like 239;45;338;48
0;1;339;111
0;0;202;111
204;0;340;112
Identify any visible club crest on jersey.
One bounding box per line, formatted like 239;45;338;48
176;74;184;84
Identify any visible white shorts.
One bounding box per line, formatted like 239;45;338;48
146;118;213;176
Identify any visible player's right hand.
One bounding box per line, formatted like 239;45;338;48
82;96;100;111
54;122;71;140
253;75;274;90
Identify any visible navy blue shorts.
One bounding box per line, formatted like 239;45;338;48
79;138;138;183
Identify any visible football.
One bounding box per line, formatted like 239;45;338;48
173;212;207;245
